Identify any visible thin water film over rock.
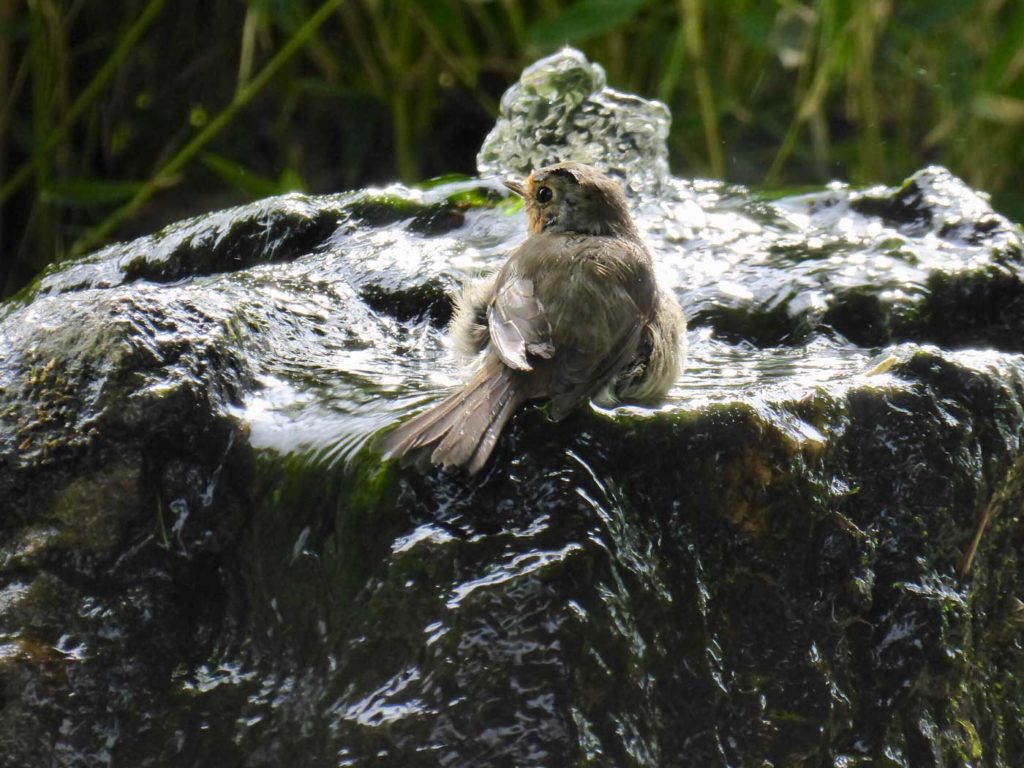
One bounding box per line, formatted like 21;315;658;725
1;48;1024;767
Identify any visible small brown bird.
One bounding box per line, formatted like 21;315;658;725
382;162;686;473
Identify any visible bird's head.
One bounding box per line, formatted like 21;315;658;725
504;162;639;239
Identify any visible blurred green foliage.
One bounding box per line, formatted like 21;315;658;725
2;0;1023;297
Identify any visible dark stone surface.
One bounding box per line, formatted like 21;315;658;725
1;165;1023;767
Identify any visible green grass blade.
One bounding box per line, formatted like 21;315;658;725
41;179;146;205
528;0;650;48
0;0;167;206
71;0;345;257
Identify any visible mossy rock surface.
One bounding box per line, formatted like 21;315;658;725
1;167;1024;766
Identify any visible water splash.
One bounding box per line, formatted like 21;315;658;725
477;48;671;196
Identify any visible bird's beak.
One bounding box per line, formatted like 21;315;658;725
503;178;525;197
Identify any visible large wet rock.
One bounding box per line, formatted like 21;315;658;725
2;49;1024;767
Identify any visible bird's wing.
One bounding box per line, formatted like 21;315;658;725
487;266;555;371
546;302;645;420
544;237;655;419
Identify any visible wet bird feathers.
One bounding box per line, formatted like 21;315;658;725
380;162;685;474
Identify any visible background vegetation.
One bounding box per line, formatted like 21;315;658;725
3;0;1023;297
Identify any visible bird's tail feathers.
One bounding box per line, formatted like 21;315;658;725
382;362;524;474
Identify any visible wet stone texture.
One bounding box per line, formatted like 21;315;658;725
3;48;1024;767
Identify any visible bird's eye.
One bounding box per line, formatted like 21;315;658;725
536;186;553;204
